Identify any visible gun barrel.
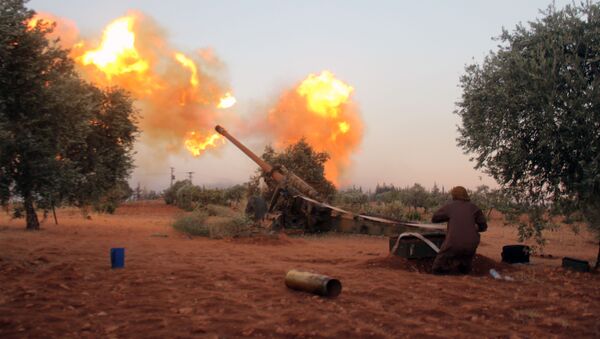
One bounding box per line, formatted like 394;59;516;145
215;125;284;182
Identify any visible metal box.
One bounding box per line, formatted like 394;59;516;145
389;233;446;259
562;257;590;272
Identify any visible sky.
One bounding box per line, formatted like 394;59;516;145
30;0;572;192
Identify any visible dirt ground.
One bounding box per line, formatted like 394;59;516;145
1;201;599;338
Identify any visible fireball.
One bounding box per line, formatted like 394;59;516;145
65;12;232;157
268;70;363;186
297;70;353;118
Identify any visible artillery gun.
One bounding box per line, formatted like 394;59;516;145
215;125;445;253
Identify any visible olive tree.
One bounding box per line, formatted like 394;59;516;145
0;0;138;229
248;138;336;202
456;3;600;266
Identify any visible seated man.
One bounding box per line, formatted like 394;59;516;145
431;186;487;274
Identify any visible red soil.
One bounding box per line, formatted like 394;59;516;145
1;201;599;338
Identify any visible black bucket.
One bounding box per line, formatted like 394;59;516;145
501;245;530;264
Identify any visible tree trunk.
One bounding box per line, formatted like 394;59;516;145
486;207;494;220
52;203;58;225
24;194;40;230
595;240;599;271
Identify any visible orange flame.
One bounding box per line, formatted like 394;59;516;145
27;16;47;30
267;70;363;186
174;52;199;87
184;132;224;156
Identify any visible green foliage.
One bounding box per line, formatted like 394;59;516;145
336;183;457;221
372;183;447;212
196;188;227;206
468;185;511;219
165;180;240;211
206;215;253;239
92;179;132;214
172;210;209;236
335;186;368;207
223;184;246;203
427;183;448;212
132;183;160;200
373;184;400;206
362;201;406;221
0;0;138;229
201;204;252;237
163;180;191;205
205;204;239;218
401;183;429;212
248;139;336;202
405;210;422;221
456;2;600;248
176;184;202;211
172;207;253;238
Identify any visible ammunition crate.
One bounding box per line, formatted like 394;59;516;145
389;233;446;259
562;257;590;272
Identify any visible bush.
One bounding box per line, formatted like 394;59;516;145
207;215;253;238
176;184;202;211
93;180;132;214
405;210;423;221
172;210;209;236
335;188;368;208
224;184;246;204
166;181;243;211
173;206;254;238
196;189;226;206
164;180;192;205
205;204;239;217
362;201;406;220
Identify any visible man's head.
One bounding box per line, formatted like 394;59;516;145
450;186;470;201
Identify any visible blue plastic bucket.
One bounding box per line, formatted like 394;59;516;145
110;248;125;269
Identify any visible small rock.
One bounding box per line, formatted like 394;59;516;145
105;325;119;333
178;307;193;314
